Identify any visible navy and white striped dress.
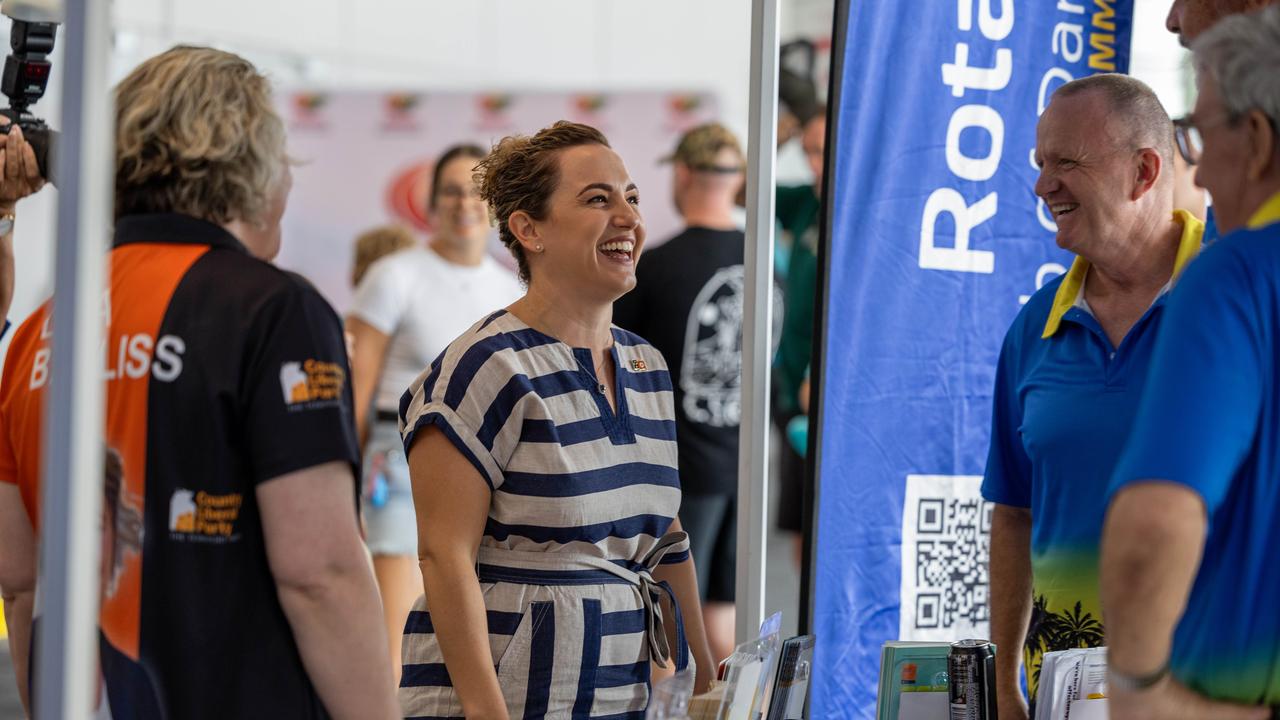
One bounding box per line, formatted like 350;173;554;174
398;310;692;720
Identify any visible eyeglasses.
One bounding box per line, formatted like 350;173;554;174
1173;116;1205;165
435;184;482;201
1173;112;1239;165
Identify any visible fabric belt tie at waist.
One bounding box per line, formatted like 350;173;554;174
475;531;691;671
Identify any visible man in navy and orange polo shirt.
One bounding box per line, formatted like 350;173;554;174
982;73;1204;719
0;47;395;719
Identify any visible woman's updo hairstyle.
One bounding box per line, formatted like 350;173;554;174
473;121;610;284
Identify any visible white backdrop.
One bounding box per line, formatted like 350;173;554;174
276;89;718;312
0;0;1191;369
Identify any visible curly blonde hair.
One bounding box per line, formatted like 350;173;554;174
114;46;287;224
351;224;417;287
473;121;610;284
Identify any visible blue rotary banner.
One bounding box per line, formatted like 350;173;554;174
812;0;1133;716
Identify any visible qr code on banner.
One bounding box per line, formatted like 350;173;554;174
898;474;992;642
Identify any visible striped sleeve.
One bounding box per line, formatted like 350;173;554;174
399;313;533;491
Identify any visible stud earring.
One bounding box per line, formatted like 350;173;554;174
535;244;544;252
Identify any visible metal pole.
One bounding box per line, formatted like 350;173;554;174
736;0;779;644
36;0;113;716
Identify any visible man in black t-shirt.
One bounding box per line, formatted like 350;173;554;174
615;123;775;663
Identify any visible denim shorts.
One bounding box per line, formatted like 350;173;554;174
362;420;418;556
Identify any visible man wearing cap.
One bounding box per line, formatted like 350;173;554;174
982;73;1204;719
614;123;758;664
1102;7;1280;718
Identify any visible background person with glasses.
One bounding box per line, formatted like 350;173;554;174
1102;6;1280;718
346;142;523;680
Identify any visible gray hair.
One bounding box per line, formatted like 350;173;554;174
1052;73;1174;171
1192;5;1280;134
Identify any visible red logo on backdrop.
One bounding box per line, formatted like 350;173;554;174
474;94;514;131
383;93;423;132
290;92;330;131
665;93;706;132
575;94;607;114
570;94;610;128
386;161;436;233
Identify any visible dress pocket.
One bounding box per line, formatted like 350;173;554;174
494;600;557;714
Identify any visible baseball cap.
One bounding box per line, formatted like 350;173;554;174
661;122;745;173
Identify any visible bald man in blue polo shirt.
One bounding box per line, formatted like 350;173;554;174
982;74;1205;719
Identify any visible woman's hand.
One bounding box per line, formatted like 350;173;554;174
652;518;717;696
693;660;716;695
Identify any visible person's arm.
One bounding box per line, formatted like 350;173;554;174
989;504;1031;720
0;209;13;328
981;323;1034;717
652;517;715;694
1100;483;1266;720
0;122;49;324
0;483;35;715
408;426;509;720
345;316;392;447
1100;244;1270;720
775;243;817;417
259;461;398;720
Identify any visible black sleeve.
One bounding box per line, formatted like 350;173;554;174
242;283;361;485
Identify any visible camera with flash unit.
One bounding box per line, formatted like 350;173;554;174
0;0;60;185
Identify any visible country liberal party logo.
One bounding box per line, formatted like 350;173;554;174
168;489;243;543
279;359;346;410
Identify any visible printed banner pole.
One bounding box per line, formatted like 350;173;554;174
736;0;780;644
799;0;853;638
811;1;1134;716
36;0;115;716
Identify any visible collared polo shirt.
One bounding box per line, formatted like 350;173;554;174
1111;191;1280;704
983;210;1204;694
0;213;359;719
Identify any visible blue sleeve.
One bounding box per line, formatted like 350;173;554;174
1;319;9;341
982;325;1033;508
1110;242;1264;514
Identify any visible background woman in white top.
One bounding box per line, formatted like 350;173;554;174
346;143;523;678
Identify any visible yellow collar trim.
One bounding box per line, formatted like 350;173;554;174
1041;209;1205;339
1247;191;1280;229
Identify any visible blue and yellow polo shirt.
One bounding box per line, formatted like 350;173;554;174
983;210;1204;695
1111;192;1280;705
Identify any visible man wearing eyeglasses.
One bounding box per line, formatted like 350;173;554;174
1167;0;1278;245
1102;6;1280;720
983;73;1205;719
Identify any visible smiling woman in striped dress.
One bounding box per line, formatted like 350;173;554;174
397;121;715;720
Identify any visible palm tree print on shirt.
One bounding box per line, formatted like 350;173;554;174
1025;595;1106;690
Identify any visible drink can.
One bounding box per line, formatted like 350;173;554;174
948;639;997;720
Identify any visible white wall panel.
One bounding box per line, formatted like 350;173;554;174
3;0;1192;371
